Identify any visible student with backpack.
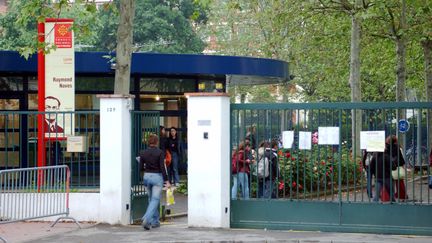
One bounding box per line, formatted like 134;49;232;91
256;140;279;198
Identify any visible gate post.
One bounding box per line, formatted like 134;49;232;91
98;95;134;225
186;93;230;228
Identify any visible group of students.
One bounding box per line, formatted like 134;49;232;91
231;137;280;200
137;126;182;231
362;135;408;202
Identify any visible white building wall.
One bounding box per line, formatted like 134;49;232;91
187;93;230;228
98;95;133;225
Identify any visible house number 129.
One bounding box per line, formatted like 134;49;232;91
107;107;116;112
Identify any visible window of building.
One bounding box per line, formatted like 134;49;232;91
0;77;23;91
140;78;196;93
76;76;114;92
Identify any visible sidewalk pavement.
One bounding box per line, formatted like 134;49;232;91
2;191;432;242
3;217;432;243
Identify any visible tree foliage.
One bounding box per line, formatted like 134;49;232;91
0;0;208;55
203;0;432;102
90;0;208;53
0;0;99;58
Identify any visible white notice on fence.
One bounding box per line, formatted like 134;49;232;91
282;131;294;149
299;131;312;150
318;127;340;145
365;130;385;152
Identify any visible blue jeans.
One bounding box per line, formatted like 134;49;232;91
258;178;272;198
142;173;163;226
234;172;249;199
169;152;180;184
231;175;238;200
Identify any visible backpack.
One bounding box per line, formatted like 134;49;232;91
165;149;172;167
257;155;270;178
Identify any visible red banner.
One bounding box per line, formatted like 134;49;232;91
54;24;72;48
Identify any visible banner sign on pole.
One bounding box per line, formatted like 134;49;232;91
44;19;75;138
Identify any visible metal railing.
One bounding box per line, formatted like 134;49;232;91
231;102;432;204
0;111;100;188
0;165;80;242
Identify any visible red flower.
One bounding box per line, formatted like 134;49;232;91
329;166;333;172
278;150;283;156
321;161;326;165
326;172;329;177
285;152;291;158
292;181;297;188
278;181;284;190
291;157;296;161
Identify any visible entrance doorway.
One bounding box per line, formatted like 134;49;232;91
139;94;188;176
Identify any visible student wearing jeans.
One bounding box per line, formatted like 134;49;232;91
231;142;250;199
140;134;170;230
168;127;181;187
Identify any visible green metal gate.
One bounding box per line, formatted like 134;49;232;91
230;102;432;235
130;111;160;223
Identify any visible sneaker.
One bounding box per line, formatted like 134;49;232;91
151;223;160;228
141;219;150;230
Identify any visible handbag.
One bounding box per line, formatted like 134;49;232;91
166;188;175;205
391;166;406;180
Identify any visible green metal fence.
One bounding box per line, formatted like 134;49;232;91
130;111;160;223
230;102;432;235
0;110;100;188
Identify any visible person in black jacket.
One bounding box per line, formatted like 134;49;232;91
361;150;374;198
159;126;168;157
140;134;170;230
257;140;278;199
167;127;182;186
386;135;407;200
369;137;398;202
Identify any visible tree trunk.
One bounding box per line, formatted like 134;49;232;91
395;0;407;149
349;13;362;158
114;0;135;95
395;38;407;103
422;39;432;151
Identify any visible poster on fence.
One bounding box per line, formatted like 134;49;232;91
318;127;339;145
282;131;294;149
361;130;385;152
299;131;312;150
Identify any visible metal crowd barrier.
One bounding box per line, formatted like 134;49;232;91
0;165;80;242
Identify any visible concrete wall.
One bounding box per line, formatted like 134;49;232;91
187;93;230;228
98;95;133;225
1;193;100;222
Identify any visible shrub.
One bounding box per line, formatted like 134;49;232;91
277;144;362;197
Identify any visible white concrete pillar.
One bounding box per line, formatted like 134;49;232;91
186;93;230;228
98;95;134;225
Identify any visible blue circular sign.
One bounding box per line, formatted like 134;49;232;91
398;119;410;133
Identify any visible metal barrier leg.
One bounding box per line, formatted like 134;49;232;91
51;216;82;229
0;236;7;243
